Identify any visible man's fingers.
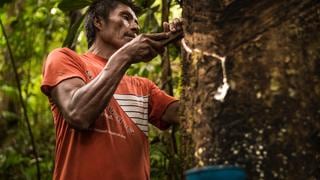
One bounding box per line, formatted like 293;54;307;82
169;23;176;32
144;32;170;41
159;31;184;46
149;46;160;58
169;18;183;32
163;22;170;32
140;44;158;62
173;18;183;31
146;38;165;54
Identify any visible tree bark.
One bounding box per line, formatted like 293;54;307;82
181;0;320;179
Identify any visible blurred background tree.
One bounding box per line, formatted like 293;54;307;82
0;0;183;179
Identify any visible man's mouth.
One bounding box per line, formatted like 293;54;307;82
125;33;137;39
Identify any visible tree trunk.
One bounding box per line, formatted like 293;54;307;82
181;0;320;179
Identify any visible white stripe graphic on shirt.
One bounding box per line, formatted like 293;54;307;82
125;112;148;119
130;117;148;125
137;125;148;136
114;94;149;136
114;94;149;101
120;106;148;113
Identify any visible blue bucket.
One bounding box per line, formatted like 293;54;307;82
185;165;246;180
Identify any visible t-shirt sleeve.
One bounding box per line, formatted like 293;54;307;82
147;79;178;130
41;48;87;97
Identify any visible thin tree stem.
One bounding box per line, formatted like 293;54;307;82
0;18;41;180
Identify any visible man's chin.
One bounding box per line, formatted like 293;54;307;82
125;36;134;41
121;38;133;45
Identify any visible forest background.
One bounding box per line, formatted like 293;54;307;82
1;0;320;179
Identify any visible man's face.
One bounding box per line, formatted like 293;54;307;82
98;3;139;49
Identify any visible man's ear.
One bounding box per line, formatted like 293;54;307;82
93;16;103;31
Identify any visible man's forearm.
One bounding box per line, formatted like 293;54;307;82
63;53;131;129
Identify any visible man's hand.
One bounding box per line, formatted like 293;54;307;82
163;18;183;33
117;32;170;64
114;18;183;65
162;18;184;46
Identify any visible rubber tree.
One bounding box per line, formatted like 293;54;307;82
180;0;320;179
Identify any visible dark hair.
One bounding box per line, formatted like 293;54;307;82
84;0;139;48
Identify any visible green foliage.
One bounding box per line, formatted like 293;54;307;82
0;0;11;8
57;0;90;49
141;5;160;32
136;0;156;8
62;12;86;48
0;0;182;179
58;0;92;12
0;0;69;179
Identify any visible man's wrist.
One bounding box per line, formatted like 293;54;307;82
107;50;132;72
115;46;133;66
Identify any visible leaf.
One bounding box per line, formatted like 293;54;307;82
62;12;86;48
0;0;12;8
135;0;156;8
143;8;160;33
58;0;92;12
145;0;156;7
151;5;160;12
0;84;18;98
134;0;145;6
1;111;20;123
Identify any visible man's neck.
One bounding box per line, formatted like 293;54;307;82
88;40;118;60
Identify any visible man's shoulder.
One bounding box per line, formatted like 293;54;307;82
48;47;80;58
46;47;84;66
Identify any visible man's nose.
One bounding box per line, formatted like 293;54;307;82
130;22;140;34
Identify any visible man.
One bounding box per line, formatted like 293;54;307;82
41;0;182;179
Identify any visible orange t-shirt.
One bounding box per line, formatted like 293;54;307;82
41;48;177;180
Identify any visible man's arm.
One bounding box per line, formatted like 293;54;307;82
51;53;130;130
161;101;180;125
51;33;169;130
